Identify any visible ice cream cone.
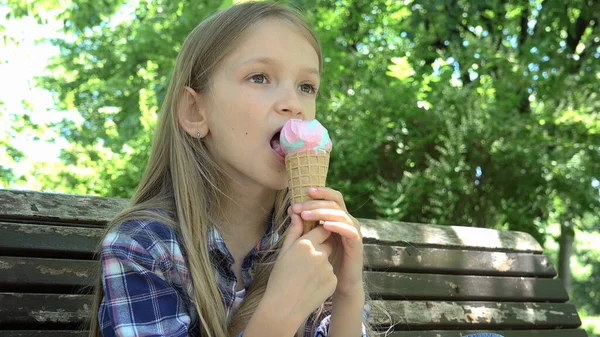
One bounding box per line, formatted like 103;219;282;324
286;150;330;234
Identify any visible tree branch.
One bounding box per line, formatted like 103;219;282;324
533;0;548;38
518;4;531;50
566;13;592;53
579;33;599;62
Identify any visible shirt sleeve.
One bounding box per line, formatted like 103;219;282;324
98;230;192;337
313;296;371;337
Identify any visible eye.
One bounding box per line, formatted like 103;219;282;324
299;83;317;94
249;74;268;84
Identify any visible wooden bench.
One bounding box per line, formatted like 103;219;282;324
0;189;587;337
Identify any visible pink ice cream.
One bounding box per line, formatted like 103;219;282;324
279;119;333;155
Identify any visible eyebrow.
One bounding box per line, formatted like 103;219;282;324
240;57;320;76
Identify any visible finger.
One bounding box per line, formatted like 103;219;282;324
318;237;334;257
302;224;332;245
308;187;347;209
281;213;303;251
321;221;362;243
300;208;352;225
292;200;341;213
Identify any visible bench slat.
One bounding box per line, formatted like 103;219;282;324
0;222;555;278
0;231;555;277
0;190;126;225
0;332;86;337
0;293;90;328
387;330;588;337
0;258;567;302
0;221;555;279
0;330;589;337
0;189;543;252
0;331;588;337
359;218;543;253
0;223;102;259
370;301;581;329
364;245;556;277
0;293;581;329
0;257;95;292
365;272;569;302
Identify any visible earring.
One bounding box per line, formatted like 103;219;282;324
196;131;202;138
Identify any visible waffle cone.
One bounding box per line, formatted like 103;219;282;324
285;150;330;234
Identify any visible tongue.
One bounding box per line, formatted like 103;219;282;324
270;136;285;157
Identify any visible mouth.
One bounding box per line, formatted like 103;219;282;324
269;129;285;165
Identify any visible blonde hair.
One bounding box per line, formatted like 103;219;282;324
87;2;375;336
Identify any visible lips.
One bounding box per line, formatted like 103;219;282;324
271;131;285;154
270;129;286;164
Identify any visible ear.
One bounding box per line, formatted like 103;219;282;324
177;86;209;138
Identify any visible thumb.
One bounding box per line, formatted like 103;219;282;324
281;213;303;252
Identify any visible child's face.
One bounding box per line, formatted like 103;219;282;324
203;18;320;192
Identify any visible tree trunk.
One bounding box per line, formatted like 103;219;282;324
558;222;575;294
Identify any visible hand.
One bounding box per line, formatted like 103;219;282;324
291;187;364;299
261;212;337;327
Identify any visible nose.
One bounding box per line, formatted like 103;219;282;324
274;86;303;118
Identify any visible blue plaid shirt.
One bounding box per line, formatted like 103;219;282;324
98;218;369;336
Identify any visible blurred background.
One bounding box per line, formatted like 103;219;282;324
1;0;598;334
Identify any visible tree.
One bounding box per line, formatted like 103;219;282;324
0;102;26;188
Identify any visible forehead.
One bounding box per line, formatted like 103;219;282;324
223;18;319;73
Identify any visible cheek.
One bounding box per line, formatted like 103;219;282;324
218;110;258;145
301;98;317;118
214;85;269;141
234;94;269;134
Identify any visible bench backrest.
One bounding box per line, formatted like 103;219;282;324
0;189;587;336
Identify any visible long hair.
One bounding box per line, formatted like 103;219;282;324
87;2;375;336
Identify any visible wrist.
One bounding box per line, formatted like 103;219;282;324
329;289;367;337
245;294;300;337
334;284;365;301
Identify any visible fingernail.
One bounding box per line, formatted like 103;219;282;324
302;210;313;218
309;188;318;193
292;203;302;212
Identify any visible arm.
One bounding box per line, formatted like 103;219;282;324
328;290;367;337
312;290;370;337
99;230;192;337
241;294;303;337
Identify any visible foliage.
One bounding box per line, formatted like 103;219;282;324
0;102;26;188
545;212;600;336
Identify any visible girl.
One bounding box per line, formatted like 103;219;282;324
89;2;373;336
88;2;505;337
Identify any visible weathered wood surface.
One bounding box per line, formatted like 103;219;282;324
0;293;91;327
363;244;556;277
369;301;581;328
0;234;556;281
0;257;96;292
0;189;127;225
0;223;103;259
0;293;581;330
0;330;588;337
0;332;86;337
387;330;588;337
360;218;543;253
0;189;542;252
0;257;565;301
0;188;581;335
365;272;569;302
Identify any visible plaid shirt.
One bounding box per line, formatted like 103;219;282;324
98;218;369;337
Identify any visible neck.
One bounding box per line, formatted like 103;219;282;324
217;181;277;240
